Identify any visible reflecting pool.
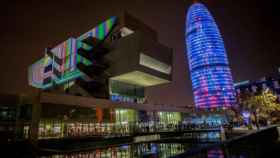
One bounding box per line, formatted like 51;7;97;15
40;143;198;158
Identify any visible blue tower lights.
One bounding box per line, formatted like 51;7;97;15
186;3;236;109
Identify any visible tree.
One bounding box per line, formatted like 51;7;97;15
241;88;280;123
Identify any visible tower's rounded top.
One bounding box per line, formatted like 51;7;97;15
189;2;206;9
186;2;213;28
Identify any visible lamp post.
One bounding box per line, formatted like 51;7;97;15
255;108;260;130
242;111;250;128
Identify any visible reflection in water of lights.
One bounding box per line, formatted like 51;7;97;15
40;143;187;158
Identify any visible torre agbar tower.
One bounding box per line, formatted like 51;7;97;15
186;3;236;109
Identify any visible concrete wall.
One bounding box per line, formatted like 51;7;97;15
106;31;172;82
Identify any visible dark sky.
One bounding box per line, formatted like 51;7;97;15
0;0;279;107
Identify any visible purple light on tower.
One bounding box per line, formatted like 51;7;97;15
185;3;236;109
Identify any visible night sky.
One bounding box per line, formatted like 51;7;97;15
0;0;279;107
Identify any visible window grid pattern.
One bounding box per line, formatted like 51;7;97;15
28;17;117;89
186;3;236;109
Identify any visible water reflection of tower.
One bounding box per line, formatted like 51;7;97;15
207;148;225;158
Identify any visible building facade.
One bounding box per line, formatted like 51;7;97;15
185;3;236;109
235;75;280;102
28;13;172;103
0;13;187;142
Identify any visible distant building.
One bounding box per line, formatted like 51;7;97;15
235;75;280;102
185;3;236;109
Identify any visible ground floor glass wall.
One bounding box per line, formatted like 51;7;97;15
38;120;133;139
38;107;184;139
158;112;181;124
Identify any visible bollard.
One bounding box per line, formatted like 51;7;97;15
220;126;226;141
277;126;280;141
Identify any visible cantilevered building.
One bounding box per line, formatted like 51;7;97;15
185;3;236;109
18;13;184;141
28;13;172;103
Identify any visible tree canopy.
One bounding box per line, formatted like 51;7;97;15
241;88;280;119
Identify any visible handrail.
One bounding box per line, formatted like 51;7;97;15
171;125;279;158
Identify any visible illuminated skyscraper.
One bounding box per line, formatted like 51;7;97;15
186;3;236;109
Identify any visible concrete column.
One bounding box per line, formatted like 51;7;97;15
15;95;23;140
277;126;280;141
29;94;42;146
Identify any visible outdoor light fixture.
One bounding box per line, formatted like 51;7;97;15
242;111;250;125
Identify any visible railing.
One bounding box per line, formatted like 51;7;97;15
37;120;224;139
171;125;280;158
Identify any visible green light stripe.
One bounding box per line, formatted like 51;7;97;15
98;23;105;39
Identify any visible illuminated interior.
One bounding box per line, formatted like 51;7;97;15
183;114;226;125
109;80;145;104
110;71;170;87
37;107;138;139
115;109;137;124
139;53;172;75
158;112;182;124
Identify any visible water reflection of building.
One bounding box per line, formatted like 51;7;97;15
41;143;186;158
207;148;224;158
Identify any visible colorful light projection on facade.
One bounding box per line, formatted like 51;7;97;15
28;58;48;89
185;3;236;109
48;38;92;84
28;17;117;89
78;17;116;41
